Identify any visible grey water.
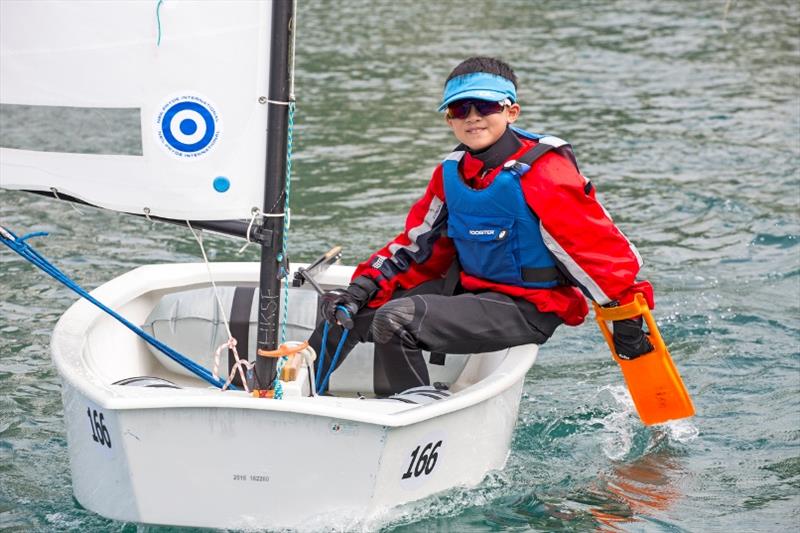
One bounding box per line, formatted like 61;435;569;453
1;0;798;531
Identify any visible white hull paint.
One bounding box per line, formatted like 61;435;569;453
52;263;537;529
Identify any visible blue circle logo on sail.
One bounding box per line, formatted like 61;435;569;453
156;96;220;157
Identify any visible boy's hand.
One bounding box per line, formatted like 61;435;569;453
612;317;654;360
319;276;378;329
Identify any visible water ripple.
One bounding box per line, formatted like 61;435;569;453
1;0;799;531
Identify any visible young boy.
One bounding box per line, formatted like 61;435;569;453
310;56;653;395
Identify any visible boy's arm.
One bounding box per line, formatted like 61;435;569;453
351;167;456;307
521;151;654;308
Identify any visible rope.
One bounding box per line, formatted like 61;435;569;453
187;222;234;342
187;222;253;391
315;306;351;395
156;0;164;46
314;321;331;390
212;337;253;393
50;187;85;215
237;208;261;254
279;100;296;344
236;209;287;255
271;100;297;399
0;226;233;390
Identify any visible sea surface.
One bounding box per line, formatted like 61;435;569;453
1;1;799;531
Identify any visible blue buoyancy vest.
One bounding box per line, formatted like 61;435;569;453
442;128;577;288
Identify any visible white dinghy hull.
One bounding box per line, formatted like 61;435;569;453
52;263;537;529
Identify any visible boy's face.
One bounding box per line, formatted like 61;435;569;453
446;101;521;151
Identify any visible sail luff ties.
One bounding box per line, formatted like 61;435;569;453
237;207;262;255
50;187;85;215
236;208;289;256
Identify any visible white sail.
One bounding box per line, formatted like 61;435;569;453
0;0;273;221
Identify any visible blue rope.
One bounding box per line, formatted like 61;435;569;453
279;100;296;345
271;100;296;399
315;321;331;388
316;306;351;395
0;227;234;390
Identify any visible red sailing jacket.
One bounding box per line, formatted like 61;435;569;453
352;135;653;326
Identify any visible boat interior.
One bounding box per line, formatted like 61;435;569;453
82;282;511;402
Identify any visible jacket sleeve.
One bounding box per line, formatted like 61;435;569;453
521;150;654;308
352;166;456;307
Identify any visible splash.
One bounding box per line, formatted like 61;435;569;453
660;418;700;443
595;384;639;461
595;384;699;461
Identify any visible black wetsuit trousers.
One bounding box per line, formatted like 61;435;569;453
309;279;563;396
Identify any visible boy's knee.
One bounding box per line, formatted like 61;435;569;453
371;297;415;344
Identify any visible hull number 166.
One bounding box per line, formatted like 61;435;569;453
86;407;112;449
402;440;442;479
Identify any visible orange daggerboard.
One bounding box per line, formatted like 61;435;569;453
593;294;695;425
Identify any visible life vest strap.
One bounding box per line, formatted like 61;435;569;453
517;141;558;166
502;142;558;178
521;266;561;283
502;136;580;177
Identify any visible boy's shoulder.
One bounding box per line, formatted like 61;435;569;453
510;126;570;147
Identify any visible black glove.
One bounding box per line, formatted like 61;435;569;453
612;317;654;360
320;276;378;329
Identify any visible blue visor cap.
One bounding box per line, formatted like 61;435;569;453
438;72;517;112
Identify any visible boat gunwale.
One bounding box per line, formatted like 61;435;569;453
51;262;538;428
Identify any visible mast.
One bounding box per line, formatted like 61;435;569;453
254;0;296;390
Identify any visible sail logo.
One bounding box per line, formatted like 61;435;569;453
156;95;220;157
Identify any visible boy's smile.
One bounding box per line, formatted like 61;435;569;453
446;101;521;151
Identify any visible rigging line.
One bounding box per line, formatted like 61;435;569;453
237;208;261;255
0;226;231;390
272;100;297;399
213;337;252;393
316;307;351;395
187;222;255;391
186;222;234;341
156;0;164;46
279;100;296;345
50;187;86;215
314;321;330;392
263;191;286;218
